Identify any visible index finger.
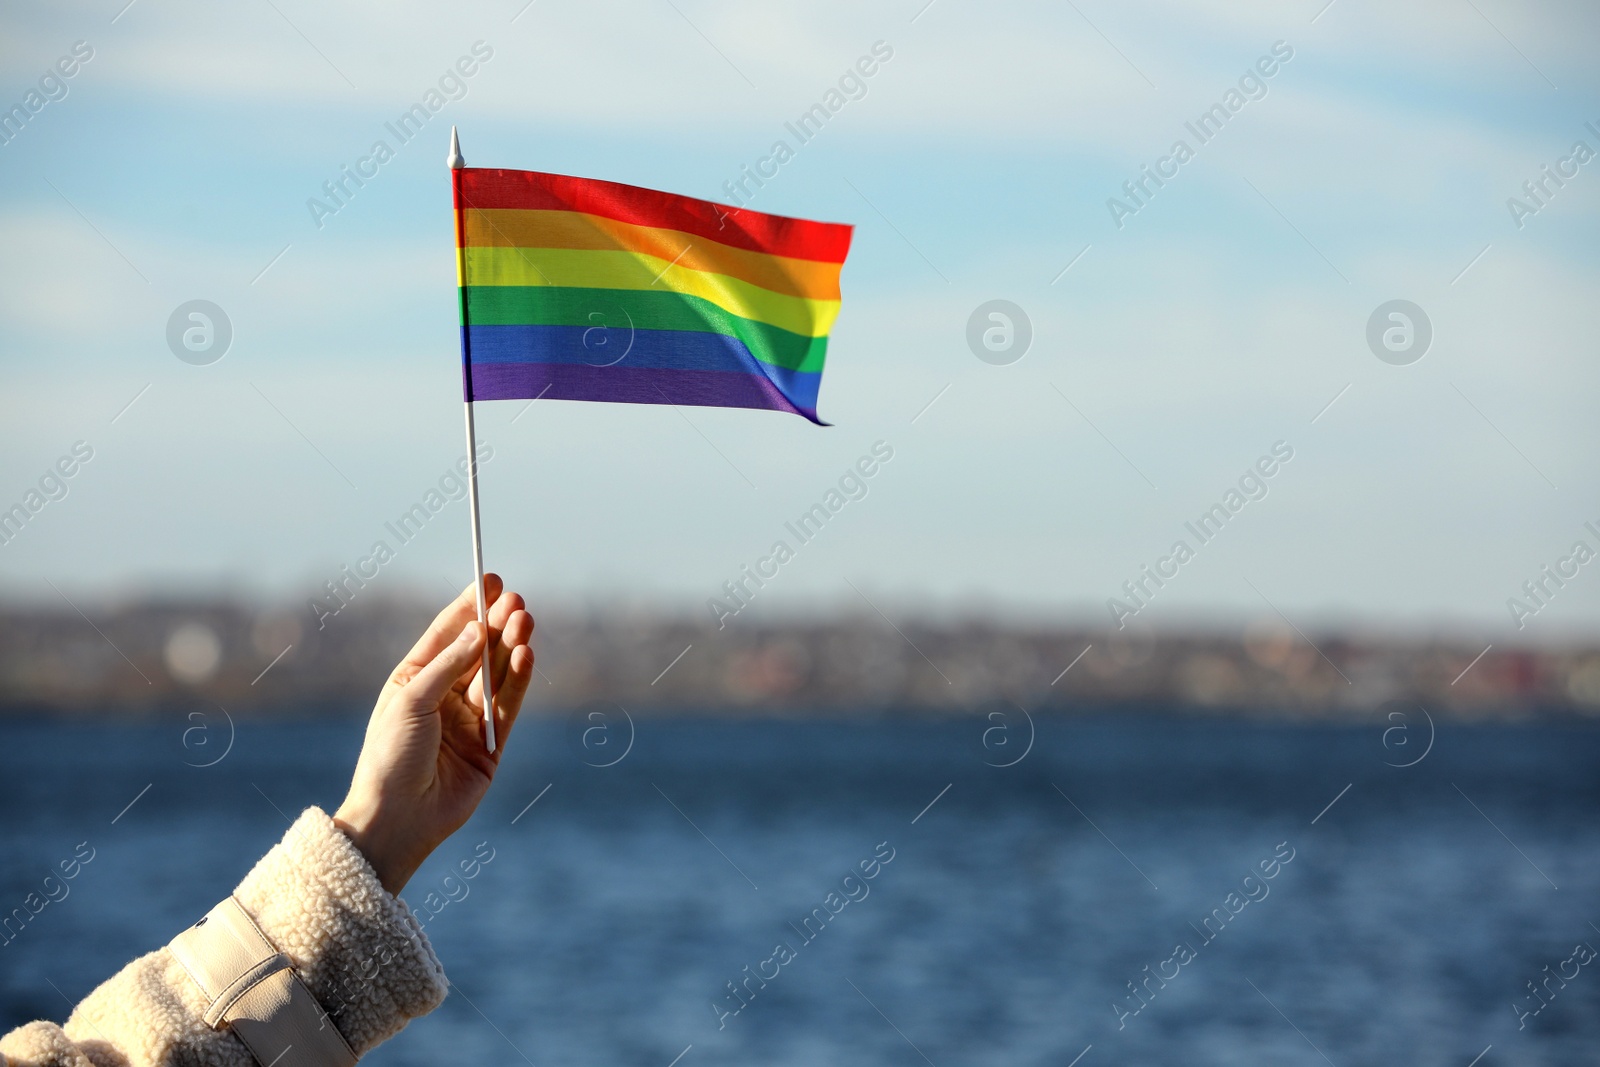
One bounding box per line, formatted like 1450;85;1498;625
394;573;505;678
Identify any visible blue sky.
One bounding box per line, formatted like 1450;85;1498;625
1;0;1598;642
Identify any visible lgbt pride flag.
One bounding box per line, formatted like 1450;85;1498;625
452;167;853;424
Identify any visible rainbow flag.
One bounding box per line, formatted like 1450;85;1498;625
452;168;853;425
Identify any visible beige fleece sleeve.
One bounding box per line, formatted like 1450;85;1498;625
0;807;449;1067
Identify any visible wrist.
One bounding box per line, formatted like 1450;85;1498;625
333;798;423;895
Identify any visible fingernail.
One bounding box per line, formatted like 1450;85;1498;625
458;624;475;644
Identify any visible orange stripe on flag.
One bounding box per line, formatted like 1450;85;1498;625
461;208;843;302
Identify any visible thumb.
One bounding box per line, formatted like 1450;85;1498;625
404;622;485;708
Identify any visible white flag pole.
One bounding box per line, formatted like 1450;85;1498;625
450;125;496;753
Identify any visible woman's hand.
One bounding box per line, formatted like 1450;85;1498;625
333;574;535;894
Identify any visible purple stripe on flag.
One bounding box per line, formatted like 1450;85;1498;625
467;362;826;424
465;324;822;412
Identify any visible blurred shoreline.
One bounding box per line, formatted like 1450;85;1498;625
4;596;1598;720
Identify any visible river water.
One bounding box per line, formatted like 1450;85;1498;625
2;713;1597;1065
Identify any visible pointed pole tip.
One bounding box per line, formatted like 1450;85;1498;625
447;126;464;170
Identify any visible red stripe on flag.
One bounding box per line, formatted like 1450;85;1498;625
456;168;853;265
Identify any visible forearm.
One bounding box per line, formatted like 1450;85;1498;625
4;576;531;1067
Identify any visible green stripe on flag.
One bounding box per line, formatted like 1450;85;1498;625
463;285;830;373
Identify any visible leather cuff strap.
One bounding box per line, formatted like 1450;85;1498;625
169;896;358;1067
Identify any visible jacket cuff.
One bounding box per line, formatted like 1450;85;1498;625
232;806;449;1054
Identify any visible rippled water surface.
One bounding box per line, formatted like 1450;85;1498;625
2;713;1598;1066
